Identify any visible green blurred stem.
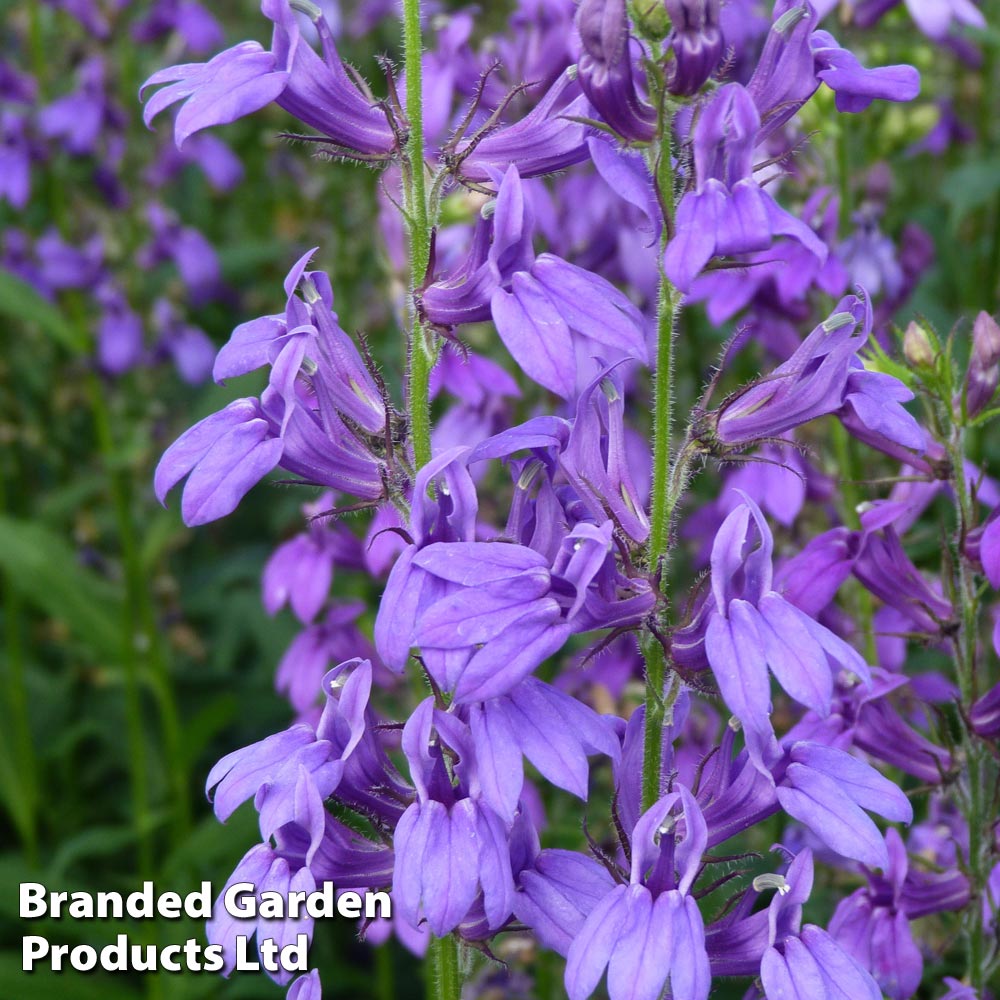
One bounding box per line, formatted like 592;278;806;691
401;0;434;472
86;374;154;879
428;935;460;1000
0;458;39;863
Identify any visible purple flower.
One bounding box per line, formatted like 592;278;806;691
207;844;315;984
515;850;617;955
156;251;388;524
663;83;827;292
206;659;372;857
132;0;225;54
150;298;215;384
286;970;322;1000
468;677;621;823
970;680;1000;739
563;789;711;1000
839;208;905;300
712;296;926;454
39;57;122;157
154;397;285;525
699;494;871;768
214;248;386;435
141;203;222;306
95;283;144;377
828;830;923;999
965;311;1000;418
0;111;32;209
406;519;652;703
455;70;594;182
761;923;882;1000
141;0;396;156
421;165;648;398
392;699;516;936
746;1;919;140
276;603;378;713
560;366;651;543
775;741;912;869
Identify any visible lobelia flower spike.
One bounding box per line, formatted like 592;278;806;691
140;0;396;157
563;787;711;1000
663;82;827;293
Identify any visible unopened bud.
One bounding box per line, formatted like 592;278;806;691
966;311;1000;417
902;321;935;369
633;0;671;38
972;311;1000;367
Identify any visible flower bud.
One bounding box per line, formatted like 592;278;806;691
665;0;724;96
576;0;656;141
965;311;1000;417
902;320;936;369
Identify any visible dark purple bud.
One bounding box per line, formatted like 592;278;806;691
575;0;656;142
665;0;724;96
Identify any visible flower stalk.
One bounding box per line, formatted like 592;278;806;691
401;0;434;473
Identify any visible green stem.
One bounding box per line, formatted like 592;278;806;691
401;0;434;472
946;426;991;994
0;454;39;863
427;935;461;1000
641;87;686;812
85;373;154;879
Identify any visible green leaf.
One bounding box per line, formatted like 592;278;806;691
0;268;87;354
940;157;1000;232
0;516;123;661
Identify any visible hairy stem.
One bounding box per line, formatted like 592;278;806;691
641;89;684;812
947;426;992;994
401;0;434;472
428;934;461;1000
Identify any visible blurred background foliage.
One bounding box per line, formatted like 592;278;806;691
1;0;998;998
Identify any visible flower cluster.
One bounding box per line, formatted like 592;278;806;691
140;1;999;999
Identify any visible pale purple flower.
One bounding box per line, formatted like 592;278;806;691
663;83;827;292
141;0;396;156
207;844;315;984
563;789;711;1000
421;164;648;398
